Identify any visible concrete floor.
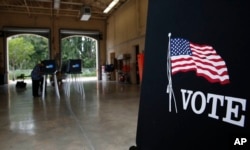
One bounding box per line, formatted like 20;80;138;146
0;77;140;150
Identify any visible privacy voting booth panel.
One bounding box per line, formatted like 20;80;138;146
62;59;82;74
42;60;57;74
135;0;249;150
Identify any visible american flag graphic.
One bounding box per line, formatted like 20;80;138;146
170;38;230;85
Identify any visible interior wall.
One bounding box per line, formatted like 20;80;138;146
0;13;106;82
106;0;148;84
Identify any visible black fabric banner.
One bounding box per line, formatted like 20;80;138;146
135;0;250;149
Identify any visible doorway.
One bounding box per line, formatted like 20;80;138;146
3;27;50;84
110;52;116;80
135;45;140;84
59;29;100;80
61;35;97;79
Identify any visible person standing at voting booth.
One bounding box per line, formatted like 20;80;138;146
31;62;44;97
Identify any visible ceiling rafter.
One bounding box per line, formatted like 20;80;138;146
0;0;128;20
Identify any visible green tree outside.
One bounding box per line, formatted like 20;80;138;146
9;36;35;70
81;37;96;68
9;36;34;79
8;34;49;80
22;34;49;68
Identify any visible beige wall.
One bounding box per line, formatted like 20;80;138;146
106;0;148;84
0;13;106;82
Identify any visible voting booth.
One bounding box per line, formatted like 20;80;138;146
63;59;82;74
42;59;57;74
41;59;60;99
61;59;85;98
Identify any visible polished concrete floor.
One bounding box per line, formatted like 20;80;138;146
0;77;140;150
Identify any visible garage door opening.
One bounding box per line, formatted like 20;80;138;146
61;35;97;79
7;34;49;83
60;29;101;80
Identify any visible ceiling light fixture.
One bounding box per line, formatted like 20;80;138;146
103;0;119;14
54;0;60;9
80;6;91;21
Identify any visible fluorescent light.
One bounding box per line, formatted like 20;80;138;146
103;0;119;14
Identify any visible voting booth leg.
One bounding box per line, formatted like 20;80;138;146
53;73;60;98
75;74;85;98
42;75;46;99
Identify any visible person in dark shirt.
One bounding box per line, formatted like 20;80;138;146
31;62;44;97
